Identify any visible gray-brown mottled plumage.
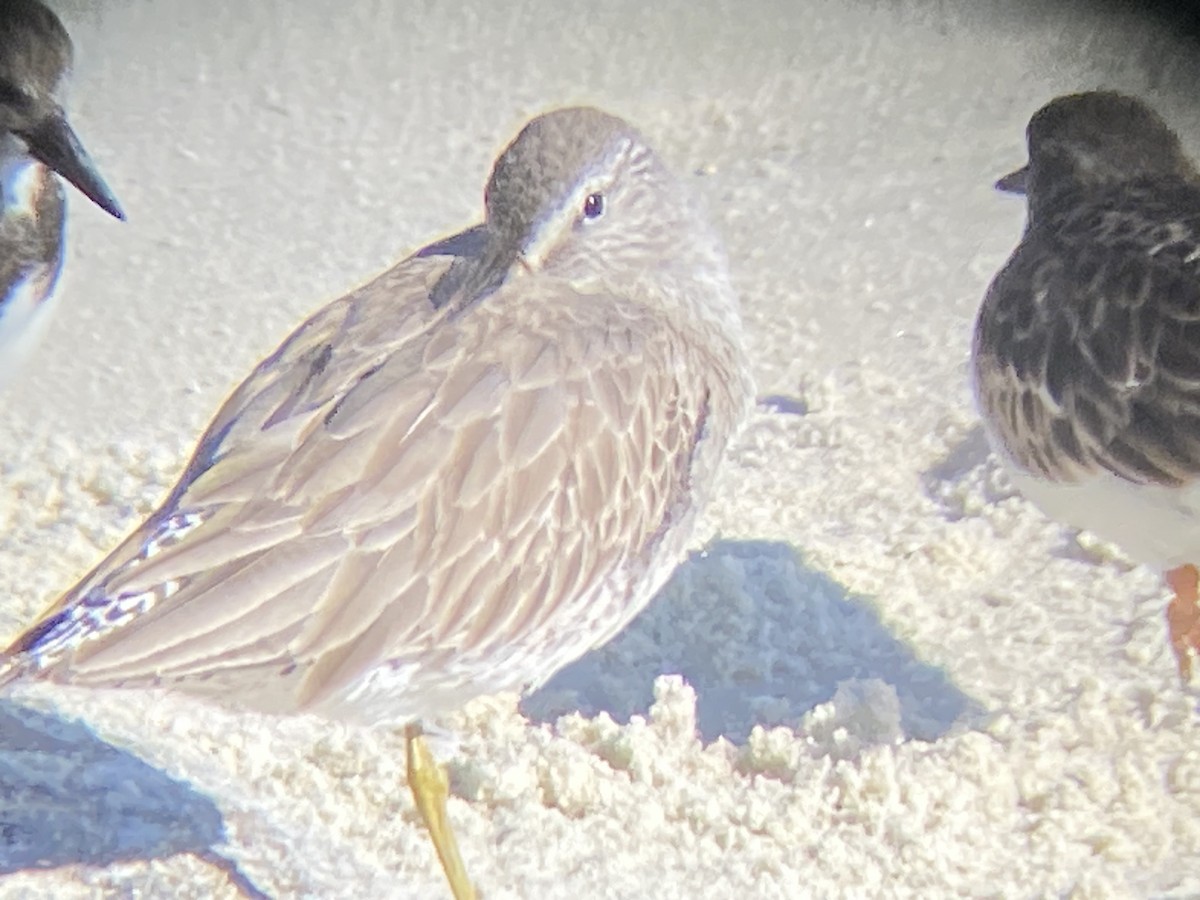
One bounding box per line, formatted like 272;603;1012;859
0;106;752;728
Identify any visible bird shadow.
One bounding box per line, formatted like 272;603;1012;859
523;539;980;745
0;700;262;895
918;424;1016;523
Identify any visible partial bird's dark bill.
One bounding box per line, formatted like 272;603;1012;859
994;165;1029;195
416;224;488;260
24;114;125;220
429;238;513;312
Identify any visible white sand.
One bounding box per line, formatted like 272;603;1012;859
0;1;1198;897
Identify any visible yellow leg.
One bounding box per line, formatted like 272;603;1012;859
405;723;478;900
1166;564;1200;683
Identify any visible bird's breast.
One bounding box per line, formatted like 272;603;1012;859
0;158;67;388
0;155;51;220
0;259;64;387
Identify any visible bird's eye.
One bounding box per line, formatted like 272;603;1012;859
582;192;605;219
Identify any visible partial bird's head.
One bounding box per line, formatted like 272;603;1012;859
0;0;123;219
478;106;729;299
996;91;1196;203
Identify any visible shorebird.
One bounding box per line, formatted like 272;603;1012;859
0;106;752;898
972;90;1200;681
0;0;124;387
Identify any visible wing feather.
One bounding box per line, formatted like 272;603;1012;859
13;253;745;719
975;183;1200;486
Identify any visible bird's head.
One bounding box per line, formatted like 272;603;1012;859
0;0;123;219
997;91;1196;205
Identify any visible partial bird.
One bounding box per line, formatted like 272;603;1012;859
0;0;124;388
0;105;752;898
973;90;1200;680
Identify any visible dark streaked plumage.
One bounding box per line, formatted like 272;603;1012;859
972;90;1200;679
0;0;123;386
0;106;752;898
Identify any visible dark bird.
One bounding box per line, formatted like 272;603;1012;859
973;90;1200;680
0;0;123;386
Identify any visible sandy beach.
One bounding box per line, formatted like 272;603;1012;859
1;1;1199;896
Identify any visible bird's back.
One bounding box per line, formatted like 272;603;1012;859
0;239;747;724
973;176;1200;487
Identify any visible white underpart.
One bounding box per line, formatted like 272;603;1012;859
0;265;59;389
1005;462;1200;571
973;350;1197;572
0;158;58;390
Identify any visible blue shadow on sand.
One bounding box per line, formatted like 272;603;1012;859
523;539;980;745
0;701;261;895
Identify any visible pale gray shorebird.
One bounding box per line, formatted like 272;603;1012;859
0;106;752;897
972;90;1200;681
0;0;124;387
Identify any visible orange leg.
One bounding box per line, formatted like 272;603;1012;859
1166;564;1200;682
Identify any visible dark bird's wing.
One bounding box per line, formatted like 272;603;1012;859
973;182;1200;486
